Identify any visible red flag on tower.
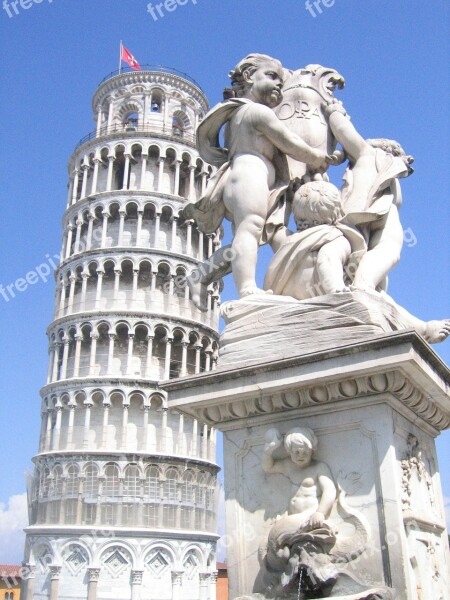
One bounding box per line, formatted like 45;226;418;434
121;43;141;71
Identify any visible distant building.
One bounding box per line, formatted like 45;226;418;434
216;563;229;600
0;565;21;600
21;65;222;600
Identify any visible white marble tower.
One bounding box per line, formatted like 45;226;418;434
22;66;221;600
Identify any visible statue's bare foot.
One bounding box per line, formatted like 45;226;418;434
332;285;351;293
240;287;270;298
186;274;207;312
424;319;450;344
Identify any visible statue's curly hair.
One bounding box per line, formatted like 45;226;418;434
228;53;284;97
293;181;343;231
284;427;318;453
367;138;414;173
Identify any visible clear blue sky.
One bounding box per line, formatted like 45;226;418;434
0;0;448;562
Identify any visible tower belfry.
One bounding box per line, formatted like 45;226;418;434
22;65;221;600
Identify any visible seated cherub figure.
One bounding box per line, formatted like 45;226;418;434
264;180;367;299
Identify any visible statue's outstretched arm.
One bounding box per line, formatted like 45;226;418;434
326;103;368;161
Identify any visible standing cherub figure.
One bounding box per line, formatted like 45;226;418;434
182;53;330;300
325;100;415;292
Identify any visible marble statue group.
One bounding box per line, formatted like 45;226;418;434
177;54;450;599
182;53;449;353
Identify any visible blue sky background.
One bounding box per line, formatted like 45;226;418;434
0;0;448;562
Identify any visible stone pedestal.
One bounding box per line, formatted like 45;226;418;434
163;332;450;600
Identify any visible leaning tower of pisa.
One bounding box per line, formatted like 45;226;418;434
22;66;221;600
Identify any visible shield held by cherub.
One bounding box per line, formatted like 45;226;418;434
276;65;345;180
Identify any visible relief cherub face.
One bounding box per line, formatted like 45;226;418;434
245;62;284;108
289;442;313;467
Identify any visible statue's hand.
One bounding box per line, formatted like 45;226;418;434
264;428;282;453
324;99;349;118
308;150;331;172
307;511;325;530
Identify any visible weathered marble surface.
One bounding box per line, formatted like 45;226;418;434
219;290;434;368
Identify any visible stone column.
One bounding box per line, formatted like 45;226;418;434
71;169;80;203
199;573;210;600
171;216;178;251
58;279;66;317
101;211;110;247
136;210;143;246
189;165;196;200
102;401;110;449
114;269;121;306
65;224;75;258
86;213;95;250
194;344;202;374
66;403;76;450
87;567;101;600
106;155;114;191
107;99;114;129
181;342;188;377
158;156;165;192
174;160;181;195
186;221;192;254
96;105;103;135
73;335;82;378
132;269;139;303
107;333;116;374
51;342;61;381
89;332;99;376
198;231;204;261
23;564;36;600
131;570;144;600
164;337;173;379
67;274;77;313
127;333;135;375
154;211;161;247
143;405;150;452
95;269;104;309
171;571;184;600
118;210;126;246
79;272;89;312
146;335;154;378
123;153;131;190
121;403;129;449
80;164;90;198
140;154;148;190
49;566;61;600
52;404;63;450
83;401;93;449
201;171;207;195
91;159;100;195
45;408;53;451
209;571;218;600
74;218;83;254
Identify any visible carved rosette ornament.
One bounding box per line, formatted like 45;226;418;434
87;567;101;582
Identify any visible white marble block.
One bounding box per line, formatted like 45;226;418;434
164;332;450;600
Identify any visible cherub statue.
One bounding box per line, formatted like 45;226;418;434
324;100;414;293
262;427;338;594
258;428;392;599
181;53;330;302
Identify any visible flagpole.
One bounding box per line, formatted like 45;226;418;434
119;40;122;75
